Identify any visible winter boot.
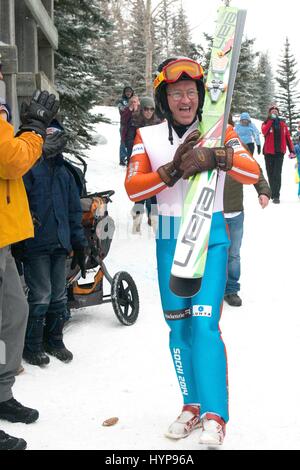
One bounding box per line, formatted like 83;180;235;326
273;198;280;204
165;405;201;439
224;293;242;307
131;204;144;234
0;430;27;451
199;413;226;446
0;398;39;424
44;313;73;363
23;317;50;366
147;215;158;234
132;213;143;234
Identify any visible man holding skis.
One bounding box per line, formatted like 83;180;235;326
125;57;259;445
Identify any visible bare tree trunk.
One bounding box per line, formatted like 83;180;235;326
145;0;153;96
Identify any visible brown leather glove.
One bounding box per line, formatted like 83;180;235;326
179;146;234;180
157;130;201;187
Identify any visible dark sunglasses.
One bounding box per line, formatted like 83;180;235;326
143;107;154;112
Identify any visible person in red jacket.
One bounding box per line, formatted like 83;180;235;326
261;106;294;204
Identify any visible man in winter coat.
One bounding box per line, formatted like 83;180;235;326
262;106;294;203
116;86;134;165
224;168;271;307
20;120;87;367
125;57;259;446
234;112;261;155
0;75;60;448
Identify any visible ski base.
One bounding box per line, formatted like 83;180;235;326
169;274;202;298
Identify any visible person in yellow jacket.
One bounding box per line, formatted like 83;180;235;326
0;73;60;450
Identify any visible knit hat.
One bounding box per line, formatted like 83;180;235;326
46;118;64;135
140;96;155;109
0;98;12;123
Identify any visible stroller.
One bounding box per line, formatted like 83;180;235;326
64;156;140;326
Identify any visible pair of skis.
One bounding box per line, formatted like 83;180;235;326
170;5;247;297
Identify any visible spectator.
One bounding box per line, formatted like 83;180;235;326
19;120;87;367
224;168;271;307
234;112;261;155
116;86;134;166
121;95;140;157
0;79;59;449
126;96;162;234
262;106;294;204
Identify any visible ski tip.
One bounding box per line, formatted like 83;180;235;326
169;274;202;298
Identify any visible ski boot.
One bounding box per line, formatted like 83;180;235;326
199;413;226;446
165;405;201;439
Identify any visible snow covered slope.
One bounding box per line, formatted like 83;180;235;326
8;107;300;450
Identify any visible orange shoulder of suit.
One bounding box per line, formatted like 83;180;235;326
125;125;260;202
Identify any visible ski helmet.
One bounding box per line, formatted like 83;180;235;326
154;57;205;143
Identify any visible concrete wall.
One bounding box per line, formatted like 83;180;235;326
0;0;58;128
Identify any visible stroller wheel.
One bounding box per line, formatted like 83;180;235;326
111;271;139;325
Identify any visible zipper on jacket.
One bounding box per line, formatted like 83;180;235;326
6;180;11;204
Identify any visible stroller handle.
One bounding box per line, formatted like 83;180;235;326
88;190;115;201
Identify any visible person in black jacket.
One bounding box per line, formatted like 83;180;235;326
21;120;87;367
116;86;134;166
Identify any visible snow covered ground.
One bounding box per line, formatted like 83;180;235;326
6;107;300;450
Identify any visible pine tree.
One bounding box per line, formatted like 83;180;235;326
231;38;259;116
275;37;300;133
54;0;110;158
172;4;193;58
126;0;147;96
154;0;178;61
256;52;275;120
95;0;131;105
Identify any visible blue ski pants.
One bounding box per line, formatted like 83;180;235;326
156;211;230;422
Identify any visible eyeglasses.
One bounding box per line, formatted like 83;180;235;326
167;90;199;101
154;58;204;90
143;107;154;112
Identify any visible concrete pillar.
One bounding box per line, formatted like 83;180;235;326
15;1;38;73
0;79;6;101
0;0;18;128
39;0;55;82
39;44;54;83
0;0;15;44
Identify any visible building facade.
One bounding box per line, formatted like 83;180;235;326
0;0;58;128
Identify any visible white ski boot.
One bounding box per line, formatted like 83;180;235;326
132;213;143;234
147;215;158;234
165;405;201;439
198;413;226;446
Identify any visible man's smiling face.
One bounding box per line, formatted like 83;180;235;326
166;80;199;126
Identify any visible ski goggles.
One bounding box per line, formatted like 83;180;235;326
153;59;204;90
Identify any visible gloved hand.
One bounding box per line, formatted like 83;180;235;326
157;130;200;187
43;131;68;159
18;90;60;139
257;145;261;155
178;146;234;180
71;247;86;279
289;152;296;159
